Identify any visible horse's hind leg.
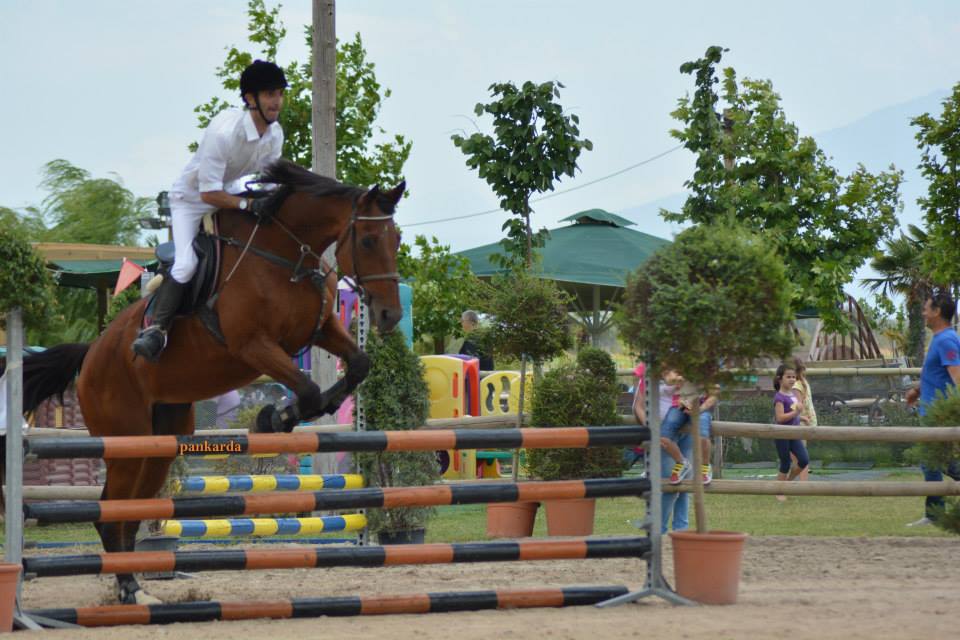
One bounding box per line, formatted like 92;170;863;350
99;403;194;604
97;459;158;604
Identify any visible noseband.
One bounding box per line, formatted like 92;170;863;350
336;203;400;298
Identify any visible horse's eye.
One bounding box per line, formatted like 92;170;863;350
360;235;377;250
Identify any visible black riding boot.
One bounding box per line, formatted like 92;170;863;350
131;278;187;362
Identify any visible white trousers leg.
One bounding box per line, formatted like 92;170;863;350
169;195;214;284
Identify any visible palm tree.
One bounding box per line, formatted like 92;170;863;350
862;225;931;366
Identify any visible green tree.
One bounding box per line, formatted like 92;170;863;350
193;0;411;188
0;225;58;332
862;225;933;366
1;159;153;344
397;235;480;354
451;80;592;269
35;159;151;246
665;46;903;330
617;220;793;532
478;270;572;367
912;83;960;286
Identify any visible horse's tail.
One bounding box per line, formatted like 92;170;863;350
22;343;90;414
0;343;90;511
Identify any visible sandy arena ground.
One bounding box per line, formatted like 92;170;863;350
20;535;960;639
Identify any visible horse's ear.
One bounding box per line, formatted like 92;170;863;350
358;185;381;209
385;180;406;205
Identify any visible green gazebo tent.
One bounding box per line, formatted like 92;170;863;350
456;209;670;344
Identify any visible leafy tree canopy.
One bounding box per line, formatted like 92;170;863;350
193;0;411;188
618;220;794;388
397;234;481;354
0;225;58;331
452;80;592;270
477;270;572;365
863;225;932;366
912;82;960;286
1;159;152;343
665;46;903;331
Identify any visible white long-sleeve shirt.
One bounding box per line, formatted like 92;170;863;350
171;108;283;204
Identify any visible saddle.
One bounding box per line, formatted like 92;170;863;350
143;213;225;342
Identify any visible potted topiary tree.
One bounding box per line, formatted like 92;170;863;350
478;270;572;537
526;347;624;535
618;220;793;604
355;328;439;544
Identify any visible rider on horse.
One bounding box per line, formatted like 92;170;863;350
132;59;288;361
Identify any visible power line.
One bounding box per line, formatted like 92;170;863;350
404;144;684;228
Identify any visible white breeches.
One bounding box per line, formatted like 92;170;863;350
169;194;215;284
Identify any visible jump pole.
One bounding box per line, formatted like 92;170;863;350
26;586;631;627
23;537;651;578
24;425;649;459
25;477;651;524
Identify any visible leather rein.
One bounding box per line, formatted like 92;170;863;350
210;196;399;344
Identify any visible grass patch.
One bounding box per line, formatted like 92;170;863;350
426;490;950;542
3;467;952;546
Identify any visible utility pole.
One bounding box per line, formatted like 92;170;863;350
313;0;336;178
311;0;338;473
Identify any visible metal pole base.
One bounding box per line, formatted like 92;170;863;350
597;574;697;608
15;611;80;630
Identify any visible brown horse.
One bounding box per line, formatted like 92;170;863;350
19;159;404;604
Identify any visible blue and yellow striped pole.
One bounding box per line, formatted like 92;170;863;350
174;474;364;494
163;514;367;538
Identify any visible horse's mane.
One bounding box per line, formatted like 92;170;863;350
257;159;397;216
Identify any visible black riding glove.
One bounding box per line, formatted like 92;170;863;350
248;197;272;223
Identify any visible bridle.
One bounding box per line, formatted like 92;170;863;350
335;201;401;298
215;195;399;305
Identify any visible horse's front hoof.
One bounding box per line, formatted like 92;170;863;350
120;587;162;605
255;405;283;433
134;590;163;605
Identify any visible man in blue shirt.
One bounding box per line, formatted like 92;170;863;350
905;289;960;526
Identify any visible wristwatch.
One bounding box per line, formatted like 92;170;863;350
238;198;249;211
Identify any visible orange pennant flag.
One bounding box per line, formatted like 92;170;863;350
114;257;146;296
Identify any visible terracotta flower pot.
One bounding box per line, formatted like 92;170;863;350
486;501;539;538
0;563;21;632
544;498;596;536
669;530;748;604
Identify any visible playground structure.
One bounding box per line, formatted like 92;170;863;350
422;355;533;480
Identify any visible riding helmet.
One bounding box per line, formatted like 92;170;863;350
239;60;288;97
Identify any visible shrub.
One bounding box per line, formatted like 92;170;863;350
355;328;439;534
0;225;57;329
478;269;572;365
526;347;624;480
906;386;960;472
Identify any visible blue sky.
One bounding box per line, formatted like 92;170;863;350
2;0;959;251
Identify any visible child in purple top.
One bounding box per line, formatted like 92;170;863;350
773;364;809;501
